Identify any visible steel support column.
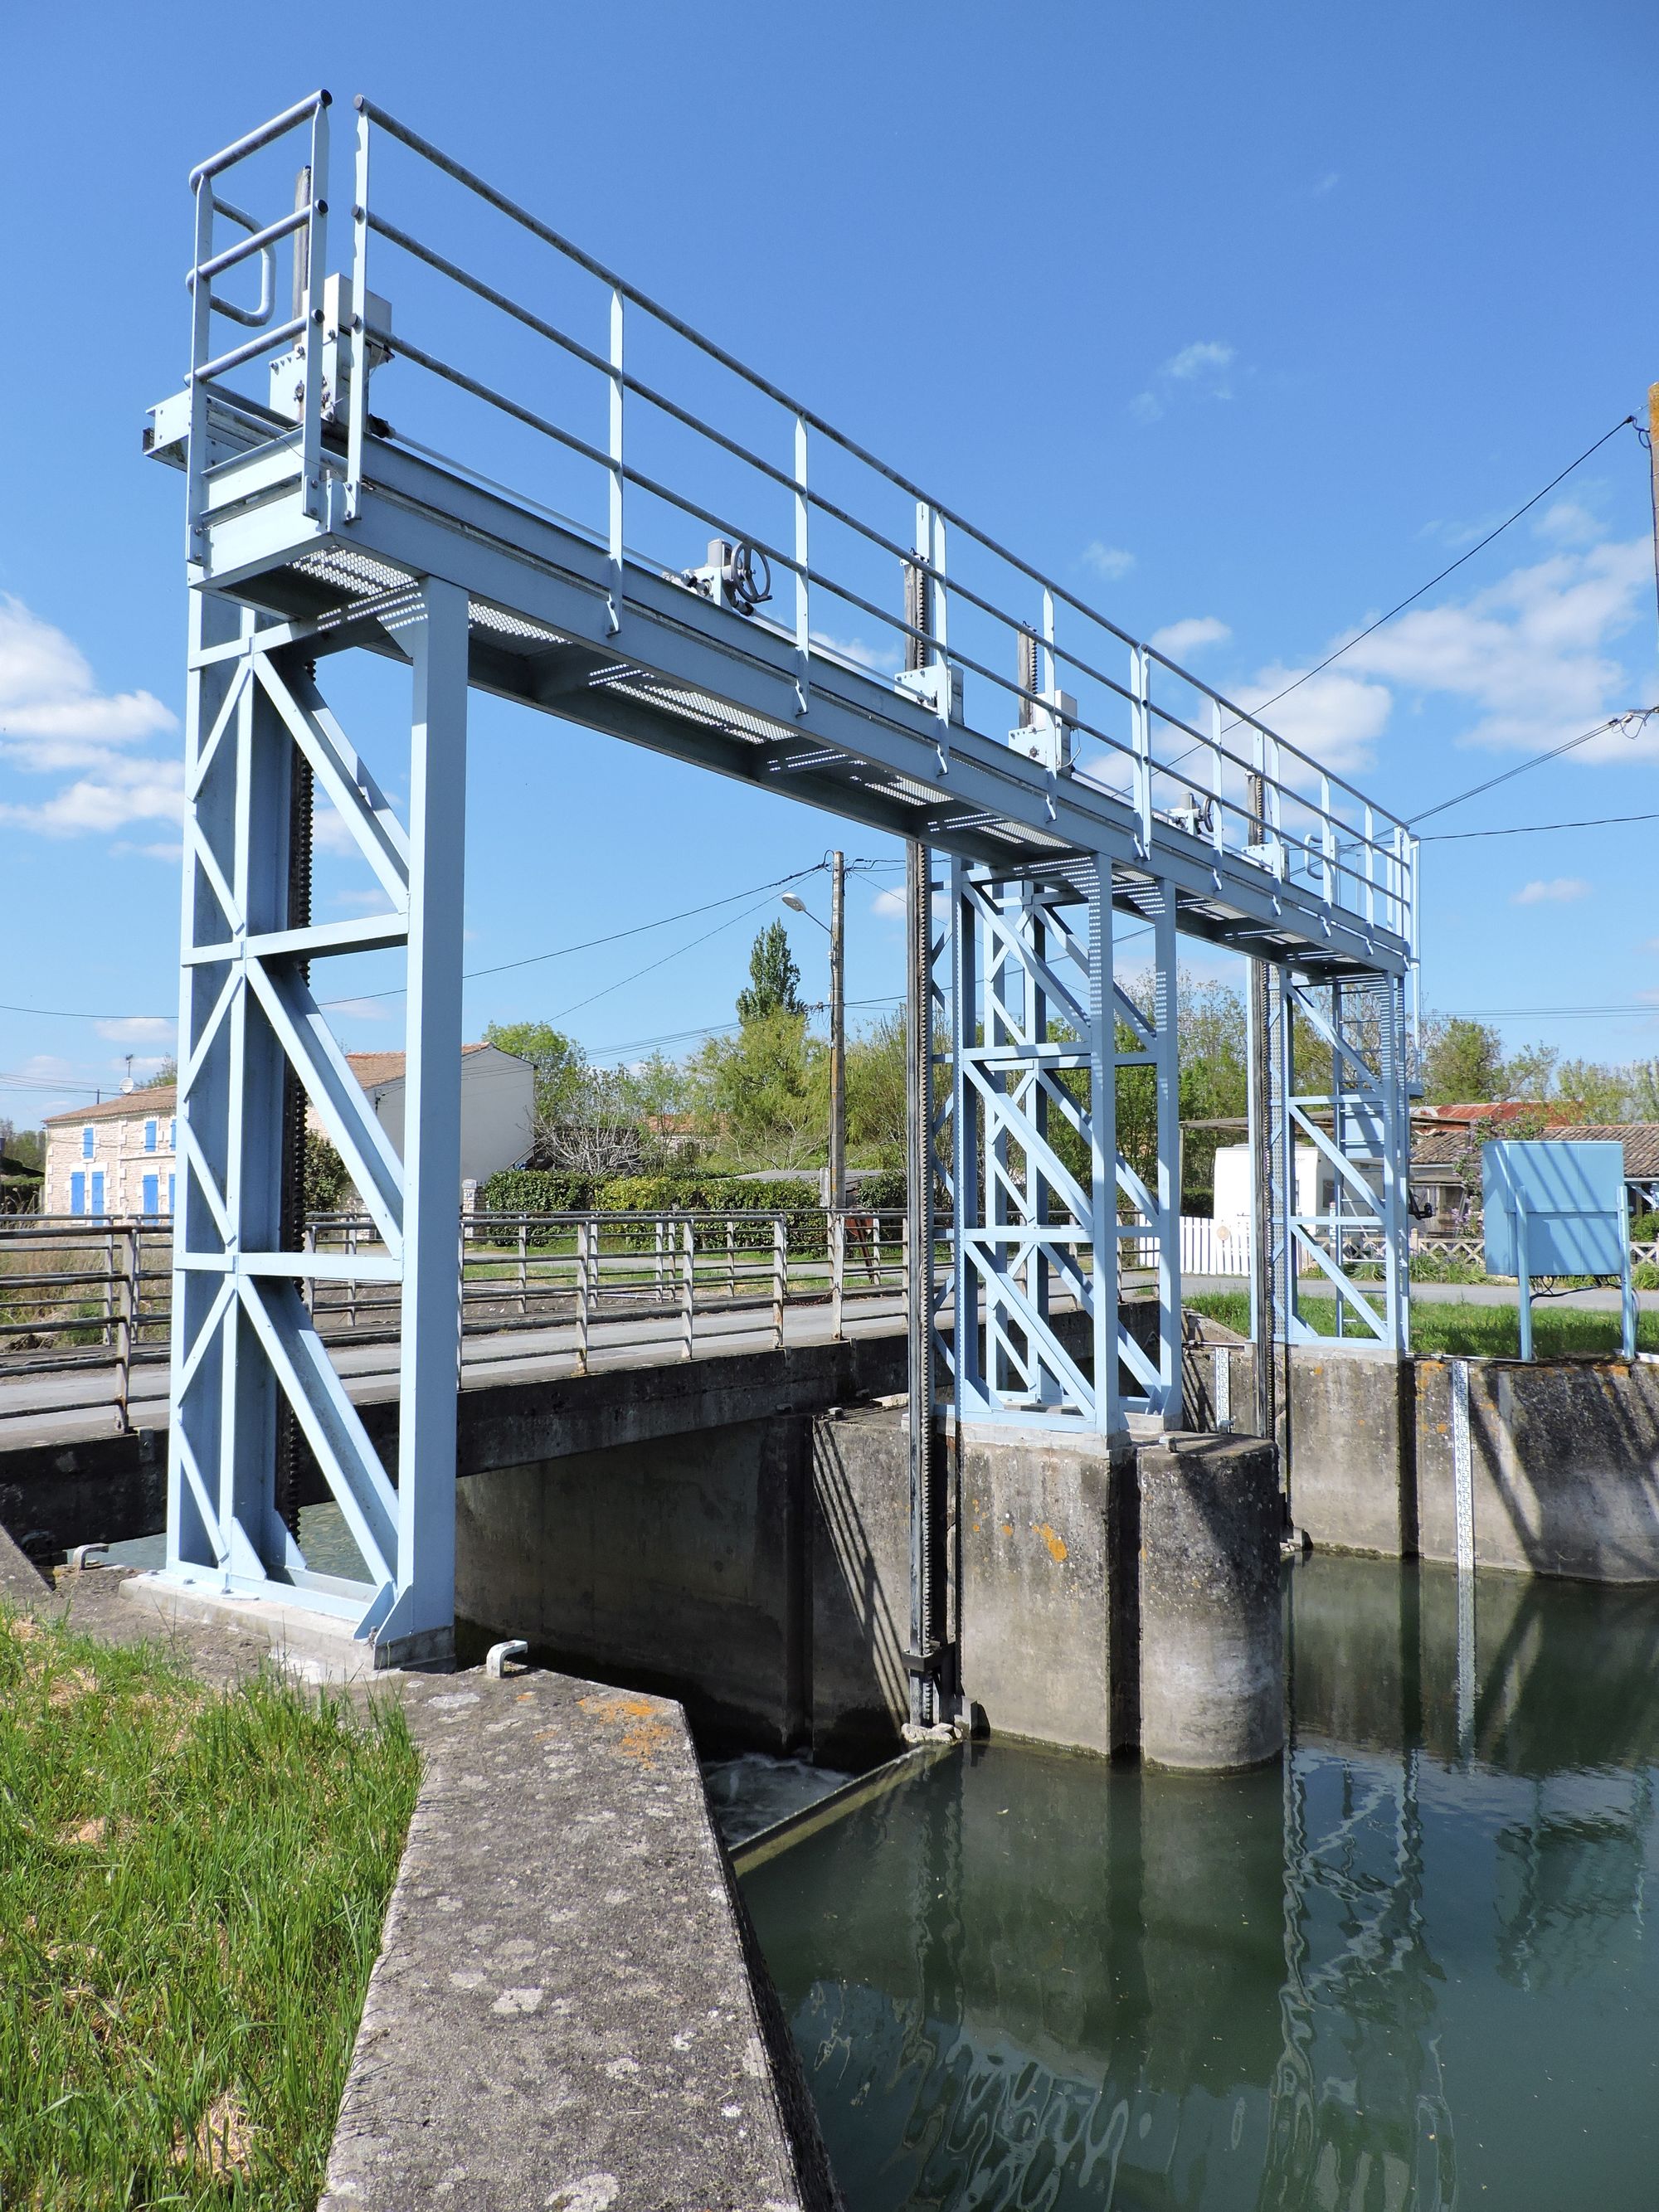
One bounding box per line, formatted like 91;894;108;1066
1265;968;1412;1354
163;576;465;1665
1112;877;1182;1422
946;860;1121;1434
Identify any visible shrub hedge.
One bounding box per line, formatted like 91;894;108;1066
476;1166;914;1251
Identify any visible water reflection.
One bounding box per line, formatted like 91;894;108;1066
742;1556;1659;2209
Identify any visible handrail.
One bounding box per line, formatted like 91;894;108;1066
354;96;1413;851
189;90;330;187
171;91;1414;952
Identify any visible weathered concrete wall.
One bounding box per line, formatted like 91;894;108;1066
455;1416;812;1754
1181;1329;1659;1587
956;1424;1130;1759
455;1403;1283;1767
807;1412;910;1768
1415;1356;1659;1582
1286;1344;1415;1558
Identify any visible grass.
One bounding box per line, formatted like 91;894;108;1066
0;1612;420;2209
1188;1289;1659;1359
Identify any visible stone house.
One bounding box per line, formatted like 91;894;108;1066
41;1042;533;1218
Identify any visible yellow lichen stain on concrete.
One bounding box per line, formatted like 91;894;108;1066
1034;1522;1068;1564
1000;1521;1015;1538
578;1691;673;1763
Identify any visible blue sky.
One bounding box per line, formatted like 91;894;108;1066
3;0;1657;1124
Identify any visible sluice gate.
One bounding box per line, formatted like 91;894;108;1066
146;91;1417;1684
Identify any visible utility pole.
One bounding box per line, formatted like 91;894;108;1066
828;849;846;1213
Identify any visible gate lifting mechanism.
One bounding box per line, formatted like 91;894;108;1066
148;92;1418;1676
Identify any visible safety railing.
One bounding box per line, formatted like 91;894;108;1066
0;1218;174;1433
0;1208;929;1430
174;92;1416;955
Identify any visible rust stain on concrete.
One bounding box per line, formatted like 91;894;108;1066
578;1691;673;1763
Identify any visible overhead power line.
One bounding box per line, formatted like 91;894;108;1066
0;865;857;1028
1408;707;1657;828
1243;414;1639;726
1423;806;1659;842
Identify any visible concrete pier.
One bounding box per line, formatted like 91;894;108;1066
1136;1434;1283;1770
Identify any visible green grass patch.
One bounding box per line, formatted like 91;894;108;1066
0;1612;420;2208
1187;1290;1659;1359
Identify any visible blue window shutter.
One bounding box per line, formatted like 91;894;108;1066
71;1172;85;1216
168;1174;176;1214
143;1174;158;1217
82;1126;94;1159
169;1119;177;1150
91;1171;105;1215
145;1120;157;1154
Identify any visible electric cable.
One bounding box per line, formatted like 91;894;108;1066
1423;806;1659;842
1239;415;1639;727
1408;708;1657;828
1155;413;1643;780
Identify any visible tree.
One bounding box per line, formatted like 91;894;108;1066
844;1013;907;1166
1553;1057;1632;1124
736;923;803;1024
1501;1041;1560;1101
484;1020;589;1153
693;1008;824;1166
1420;1017;1503;1106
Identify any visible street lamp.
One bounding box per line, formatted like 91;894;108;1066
781;855;845;1210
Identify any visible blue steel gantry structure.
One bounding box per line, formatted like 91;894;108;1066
148;93;1418;1686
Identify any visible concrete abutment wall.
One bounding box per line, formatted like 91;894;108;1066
1189;1323;1659;1582
455;1404;1283;1772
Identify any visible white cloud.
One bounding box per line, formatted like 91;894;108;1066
0;757;183;837
312;809;369;858
0;598;179;840
95;1017;174;1043
871;887;905;918
332;887;394;910
1238;667;1394;775
1132;341;1238;424
1512;877;1589;906
1166;341;1235;384
322;996;394;1023
0;598;173;749
1533;498;1603;548
810;630;902;675
1082;542;1136;582
1314;172;1340;196
1151;616;1231;660
1340;536;1654;757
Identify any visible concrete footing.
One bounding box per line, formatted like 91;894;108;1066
116;1572;455;1680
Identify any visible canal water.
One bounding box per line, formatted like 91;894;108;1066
740;1553;1659;2210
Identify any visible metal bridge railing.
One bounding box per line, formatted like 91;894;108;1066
0;1208;929;1431
173;90;1416;953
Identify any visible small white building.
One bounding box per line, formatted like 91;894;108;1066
328;1043;534;1189
41;1042;533;1218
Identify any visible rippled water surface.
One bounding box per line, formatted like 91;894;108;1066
742;1555;1659;2210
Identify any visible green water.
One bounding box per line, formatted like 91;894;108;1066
742;1556;1659;2210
